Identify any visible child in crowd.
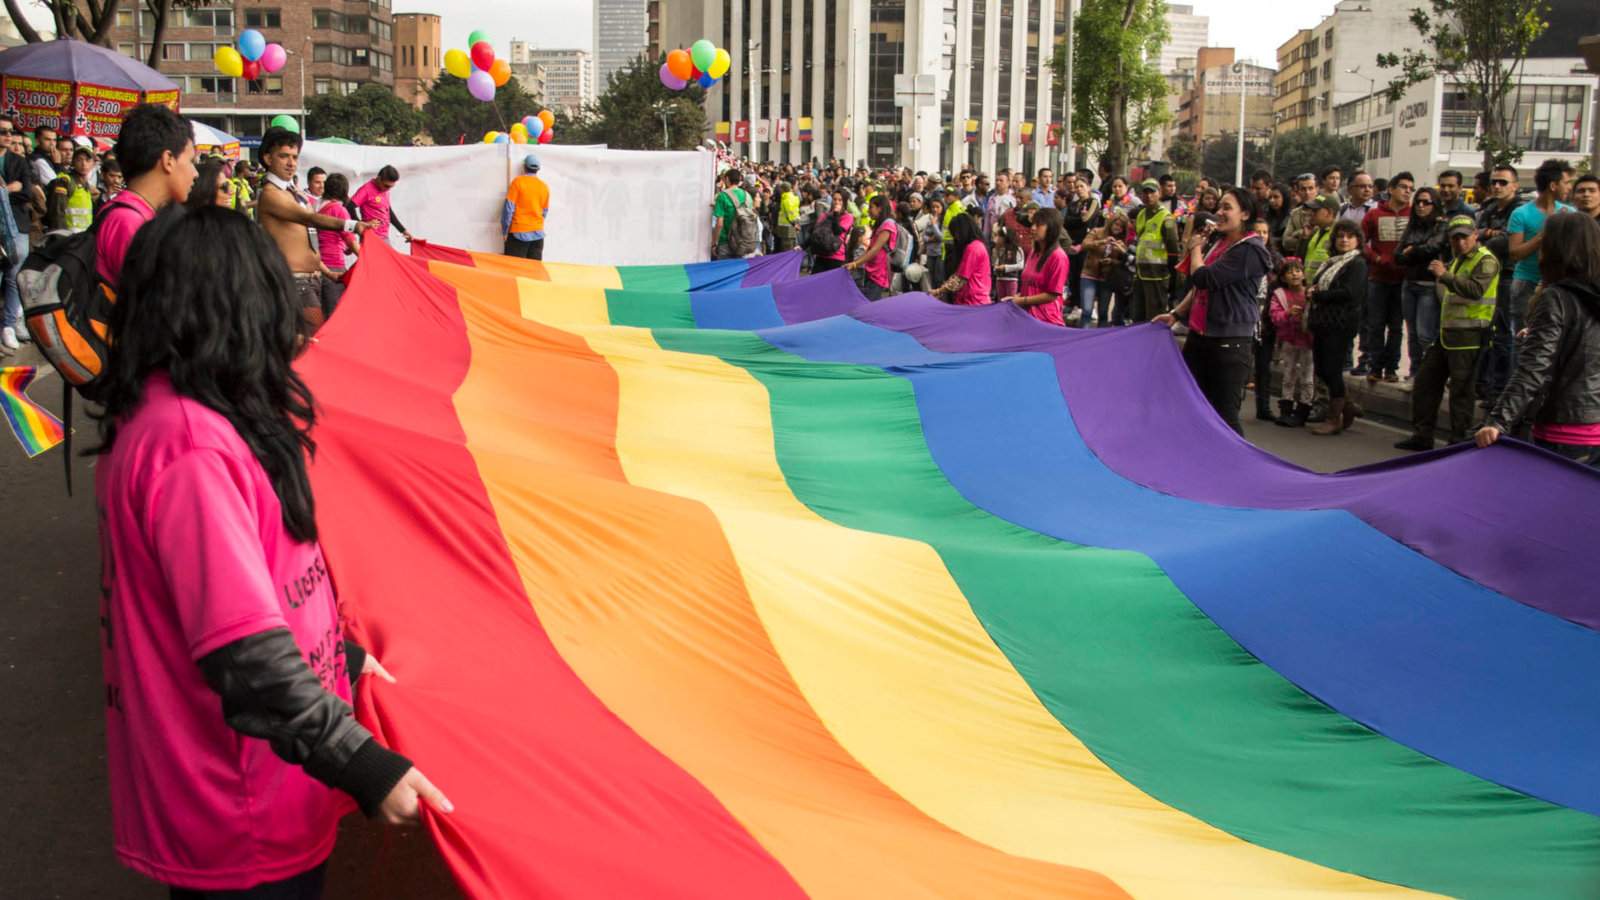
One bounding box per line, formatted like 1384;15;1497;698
993;226;1025;299
1270;257;1315;427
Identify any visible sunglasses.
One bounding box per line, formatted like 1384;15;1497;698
1491;179;1511;186
1415;199;1434;206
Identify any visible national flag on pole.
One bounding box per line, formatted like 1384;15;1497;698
0;366;65;457
754;119;770;142
798;117;813;142
1047;123;1062;147
965;119;979;143
734;120;750;143
993;119;1007;144
1020;122;1034;142
777;118;790;142
715;121;731;142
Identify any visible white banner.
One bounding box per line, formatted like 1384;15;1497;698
298;141;717;264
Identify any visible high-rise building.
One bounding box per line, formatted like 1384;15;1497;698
510;47;595;115
393;13;441;110
1160;4;1210;75
106;0;396;137
1273;29;1315;136
1174;49;1275;144
661;0;1075;172
594;0;648;91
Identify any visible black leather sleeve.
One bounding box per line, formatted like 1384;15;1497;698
1487;288;1567;432
198;628;413;816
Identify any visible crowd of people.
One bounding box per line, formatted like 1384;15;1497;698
711;154;1600;458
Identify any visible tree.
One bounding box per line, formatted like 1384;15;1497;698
1167;133;1201;170
557;55;707;150
421;74;545;146
1200;135;1269;186
1377;0;1550;170
307;84;422;144
1268;128;1364;184
142;1;208;71
0;0;202;72
1050;0;1170;174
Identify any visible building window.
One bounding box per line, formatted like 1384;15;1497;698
315;78;333;95
162;43;187;62
1308;67;1317;87
244;9;282;29
197;76;236;99
118;43;137;59
1322;61;1331;81
1324;29;1333;50
247;76;285;95
186;9;234;34
116;9;133;27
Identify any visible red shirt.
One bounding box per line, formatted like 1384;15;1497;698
1019;246;1068;325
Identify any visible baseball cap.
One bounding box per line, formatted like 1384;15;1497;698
1139;178;1160;192
1447;215;1476;236
523;153;541;171
1312;194;1341;212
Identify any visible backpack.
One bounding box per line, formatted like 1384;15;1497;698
808;213;841;258
725;189;761;257
889;221;914;271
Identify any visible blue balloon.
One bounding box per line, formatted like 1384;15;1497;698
493;133;509;144
698;73;716;89
237;29;266;62
527;117;544;139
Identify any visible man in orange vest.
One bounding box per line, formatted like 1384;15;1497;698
502;153;550;259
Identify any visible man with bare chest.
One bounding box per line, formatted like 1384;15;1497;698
256;127;367;329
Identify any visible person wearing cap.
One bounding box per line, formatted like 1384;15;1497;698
1280;173;1319;257
1302;194;1340;281
1132;178;1180;321
1394;216;1499;450
503;153;550;259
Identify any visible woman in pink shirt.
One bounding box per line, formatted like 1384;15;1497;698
845;194;897;300
316;174;359;316
931;213;992;306
1010;207;1069;325
92;207;450;896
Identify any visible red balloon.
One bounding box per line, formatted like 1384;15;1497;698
537;129;552;144
240;59;261;81
470;41;495;72
689;64;702;80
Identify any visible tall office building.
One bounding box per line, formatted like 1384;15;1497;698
594;0;649;91
510;46;596;115
1160;3;1209;75
661;0;1076;173
393;13;441;109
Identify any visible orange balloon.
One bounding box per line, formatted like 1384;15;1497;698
537;109;555;130
666;49;693;81
489;58;512;87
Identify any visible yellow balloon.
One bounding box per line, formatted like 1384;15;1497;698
445;48;472;80
510;123;529;144
482;131;501;144
214;45;244;78
709;48;731;79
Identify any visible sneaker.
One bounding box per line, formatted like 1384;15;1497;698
1382;371;1400;383
1393;436;1434;451
13;322;30;343
1;327;19;351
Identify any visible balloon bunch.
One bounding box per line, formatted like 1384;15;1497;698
443;30;512;104
660;39;729;91
213;29;287;82
484;110;555;146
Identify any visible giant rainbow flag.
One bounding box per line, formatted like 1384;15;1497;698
299;237;1600;898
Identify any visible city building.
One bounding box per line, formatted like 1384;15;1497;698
511;62;548;105
1265;0;1424;138
393;13;441;110
1174;49;1275;145
661;0;1076;173
1159;3;1210;76
594;0;649;90
107;0;396;138
1273;29;1314;136
646;0;663;62
510;45;594;114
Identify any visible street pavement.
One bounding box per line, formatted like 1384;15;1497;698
0;350;1415;898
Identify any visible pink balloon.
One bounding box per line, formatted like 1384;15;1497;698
259;43;287;75
658;62;687;91
467;70;496;102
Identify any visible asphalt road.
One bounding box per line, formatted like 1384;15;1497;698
0;360;1404;898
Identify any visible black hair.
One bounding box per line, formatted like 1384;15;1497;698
259;126;303;158
307;166;326;180
1029;207;1063;259
1535;159;1574;193
1438;169;1464;185
1493;163;1518;179
946;211;981;267
115;103;191;180
1159;173;1175;184
1221;187;1257;224
186;158;229;211
322;173;351;203
1330;218;1364;250
100;156;121;176
34;124;56;140
1410;186;1441;223
1250;169;1273;186
1575;173;1600;190
94;206;319;541
721;168;742;186
1277;256;1305;277
1319;165;1342;180
1390;171;1415;188
1539;212;1600;285
868;192;892;222
378;165;400;182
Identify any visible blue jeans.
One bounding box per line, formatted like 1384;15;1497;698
1077;278;1100;327
1402;280;1438;375
2;234;26;329
1486;278;1536;400
1360;280;1404;374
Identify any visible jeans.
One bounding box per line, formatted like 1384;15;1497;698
1181;332;1253;435
861;280;885;301
1535;438;1600;469
1360;280;1404;374
3;233;27;329
1077;277;1100;327
504;236;544;259
1401;280;1438;374
1485;278;1536;400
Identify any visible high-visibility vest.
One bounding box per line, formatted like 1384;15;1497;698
57;176;93;233
1439;246;1498;345
1134;206;1170;280
1304;227;1332;280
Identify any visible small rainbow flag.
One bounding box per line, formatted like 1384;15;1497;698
1;366;65;458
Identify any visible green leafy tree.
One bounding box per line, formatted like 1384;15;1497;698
1200;135;1269;186
1268;128;1365;183
421;74;545;146
558;55;707;150
1167;133;1201;170
306;84;421;144
1377;0;1550;170
1050;0;1170;173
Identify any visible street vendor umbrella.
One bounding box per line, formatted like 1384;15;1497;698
0;40;180;141
190;120;241;160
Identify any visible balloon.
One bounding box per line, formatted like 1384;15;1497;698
237;29;266;62
494;133;509;144
709;47;731;78
538;109;554;129
526;116;544;139
213;45;243;77
689;64;702;81
666;49;693;81
444;48;471;79
467;29;490;48
659;62;687;90
698;72;716;89
489;58;511;87
260;43;286;74
270;114;300;133
483;131;501;144
690;39;716;72
510;123;529;144
241;59;261;81
537;129;552;144
467;70;496;102
522;115;538;131
470;41;495;72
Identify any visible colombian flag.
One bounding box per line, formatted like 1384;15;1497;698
798;116;812;142
299;237;1600;899
1020;121;1034;142
715;120;731;142
964;118;979;143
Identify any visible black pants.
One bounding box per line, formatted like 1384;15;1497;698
171;862;326;900
861;280;885;301
811;256;843;273
1254;318;1277;410
1181;333;1253;435
1536;438;1600;468
1411;332;1484;442
1312;327;1353;399
504;236;544;259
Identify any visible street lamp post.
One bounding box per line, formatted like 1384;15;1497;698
1233;61;1248;187
1347;66;1376;162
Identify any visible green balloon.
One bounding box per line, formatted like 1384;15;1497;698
468;29;490;48
690;39;716;72
270;114;300;134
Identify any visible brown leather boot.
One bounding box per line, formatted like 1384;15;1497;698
1311;397;1345;435
1342;398;1364;430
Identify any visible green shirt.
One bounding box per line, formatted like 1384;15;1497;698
713;187;750;243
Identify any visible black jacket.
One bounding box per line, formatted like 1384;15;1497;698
1188;234;1272;338
1487;279;1600;432
1394;215;1447;283
1308;254;1368;336
1476;197;1522;265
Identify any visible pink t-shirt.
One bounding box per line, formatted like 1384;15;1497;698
1533;421;1600;446
94;192;156;290
1020;246;1068;325
95;373;351;890
351;180;391;240
317;200;357;271
831;213;855;262
865;219;897;288
952;239;992;306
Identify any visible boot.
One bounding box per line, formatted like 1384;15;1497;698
1278;399;1294;419
1288;402;1311;427
1342;398;1364;430
1393;434;1434;451
1311;398;1345;435
1273;400;1299;427
1255;395;1275;420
